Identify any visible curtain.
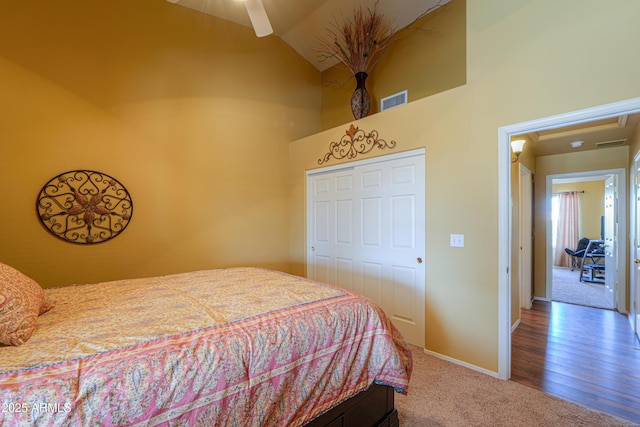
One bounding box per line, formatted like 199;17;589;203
554;192;579;267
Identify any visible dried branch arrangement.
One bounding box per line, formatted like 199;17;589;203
315;4;394;75
315;0;449;76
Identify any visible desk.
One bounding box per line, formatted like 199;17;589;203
580;239;604;284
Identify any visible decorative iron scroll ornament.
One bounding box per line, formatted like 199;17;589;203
318;125;396;165
36;170;133;244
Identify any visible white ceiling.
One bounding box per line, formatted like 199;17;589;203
169;0;450;71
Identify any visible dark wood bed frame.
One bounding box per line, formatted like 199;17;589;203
304;384;398;427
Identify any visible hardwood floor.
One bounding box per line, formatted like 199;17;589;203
511;300;640;424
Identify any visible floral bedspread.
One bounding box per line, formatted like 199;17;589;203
0;267;412;426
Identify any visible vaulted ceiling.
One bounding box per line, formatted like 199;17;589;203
167;0;450;71
167;1;639;158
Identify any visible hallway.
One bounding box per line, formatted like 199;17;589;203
511;300;640;424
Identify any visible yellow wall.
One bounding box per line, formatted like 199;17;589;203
320;0;466;130
290;0;640;372
631;122;640;163
3;0;640;374
0;0;321;287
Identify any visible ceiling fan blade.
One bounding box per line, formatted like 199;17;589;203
244;0;273;37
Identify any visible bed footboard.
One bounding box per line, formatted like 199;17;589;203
304;384;398;427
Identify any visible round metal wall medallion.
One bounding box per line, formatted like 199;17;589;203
36;170;133;244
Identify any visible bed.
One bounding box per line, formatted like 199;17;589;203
0;266;412;426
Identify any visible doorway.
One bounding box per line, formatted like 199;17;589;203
547;171;622;311
632;152;640;342
498;97;640;379
518;164;533;310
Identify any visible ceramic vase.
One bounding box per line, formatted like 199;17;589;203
350;71;371;119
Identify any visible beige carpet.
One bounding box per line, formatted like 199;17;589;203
395;345;638;426
552;266;613;309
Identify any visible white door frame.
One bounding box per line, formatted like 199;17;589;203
630;152;640;339
544;169;626;309
498;97;640;380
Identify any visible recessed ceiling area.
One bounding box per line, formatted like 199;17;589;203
167;0;450;71
514;113;640;157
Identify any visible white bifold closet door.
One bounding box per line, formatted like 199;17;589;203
307;150;425;347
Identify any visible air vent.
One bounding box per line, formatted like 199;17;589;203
380;90;408;112
595;139;627;148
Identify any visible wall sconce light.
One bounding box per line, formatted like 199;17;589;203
511;139;526;163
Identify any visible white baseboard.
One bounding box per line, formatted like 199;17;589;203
511;318;521;333
422;348;501;379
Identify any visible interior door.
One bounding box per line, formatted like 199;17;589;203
307;152;426;347
633;159;640;340
518;165;533;310
307;167;355;286
604;175;616;308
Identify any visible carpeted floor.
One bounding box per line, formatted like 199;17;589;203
395;345;638;426
551;266;613;309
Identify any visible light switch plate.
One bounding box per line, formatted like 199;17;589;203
450;234;464;248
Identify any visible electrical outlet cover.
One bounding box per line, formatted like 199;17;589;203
450;234;464;247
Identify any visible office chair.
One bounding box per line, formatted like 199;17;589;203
564;237;589;271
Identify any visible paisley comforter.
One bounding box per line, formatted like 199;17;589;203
0;267;412;426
